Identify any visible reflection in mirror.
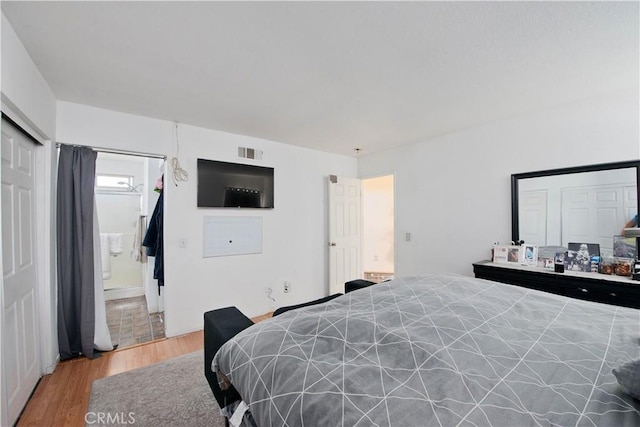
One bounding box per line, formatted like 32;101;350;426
512;161;639;256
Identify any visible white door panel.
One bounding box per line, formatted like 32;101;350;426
1;118;40;426
328;176;362;295
2;183;13;276
595;207;618;238
19;188;33;267
4;302;19;402
519;190;547;245
562;185;627;251
624;186;637;220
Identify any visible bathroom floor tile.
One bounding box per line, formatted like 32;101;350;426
106;295;165;349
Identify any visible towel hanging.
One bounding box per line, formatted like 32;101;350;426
131;216;148;263
108;233;123;255
100;233;112;280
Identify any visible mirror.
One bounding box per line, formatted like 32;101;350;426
512;161;640;255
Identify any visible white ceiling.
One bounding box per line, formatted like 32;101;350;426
2;1;638;157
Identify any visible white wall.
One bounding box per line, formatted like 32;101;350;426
1;13;56;140
358;92;640;277
56;101;357;336
1;13;58;379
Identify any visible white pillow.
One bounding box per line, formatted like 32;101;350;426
612;358;640;400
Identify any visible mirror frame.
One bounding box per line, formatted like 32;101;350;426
511;160;640;243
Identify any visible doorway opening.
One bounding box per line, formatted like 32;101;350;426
361;175;395;282
95;152;165;349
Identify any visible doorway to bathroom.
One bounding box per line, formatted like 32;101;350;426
95;152;165;349
361;175;395;282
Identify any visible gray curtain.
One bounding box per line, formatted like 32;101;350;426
57;144;97;360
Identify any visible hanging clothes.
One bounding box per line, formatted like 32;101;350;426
143;189;164;293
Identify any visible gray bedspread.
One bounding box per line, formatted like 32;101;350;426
213;274;640;426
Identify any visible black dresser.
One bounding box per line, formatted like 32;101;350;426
473;260;640;309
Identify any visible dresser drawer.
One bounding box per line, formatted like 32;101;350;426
473;260;640;309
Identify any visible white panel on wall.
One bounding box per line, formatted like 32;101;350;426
203;216;262;257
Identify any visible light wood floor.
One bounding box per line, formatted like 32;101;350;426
17;312;272;427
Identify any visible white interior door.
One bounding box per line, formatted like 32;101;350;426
328;176;362;295
561;185;627;251
519;190;548;246
1;118;40;426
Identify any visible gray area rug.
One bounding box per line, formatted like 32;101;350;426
87;351;226;427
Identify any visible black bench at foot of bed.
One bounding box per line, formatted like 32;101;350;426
344;279;376;293
203;292;344;411
203;306;253;410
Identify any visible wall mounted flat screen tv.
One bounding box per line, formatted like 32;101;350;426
197;158;274;208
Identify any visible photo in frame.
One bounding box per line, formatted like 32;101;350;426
613;235;637;259
522;244;538;266
493;245;522;264
554;251;565;273
507;247;521;263
566;242;600;272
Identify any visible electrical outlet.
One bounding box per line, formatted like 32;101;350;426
284;281;291;293
405;232;412;242
179;238;187;248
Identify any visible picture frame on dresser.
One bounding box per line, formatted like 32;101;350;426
522;244;537;266
493;245;521;264
493;244;537;265
566;242;599;272
613;235;637;259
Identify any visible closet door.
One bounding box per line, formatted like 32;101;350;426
1;118;41;426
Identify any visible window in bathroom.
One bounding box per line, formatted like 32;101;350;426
96;174;134;191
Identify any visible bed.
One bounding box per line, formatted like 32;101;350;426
212;274;640;426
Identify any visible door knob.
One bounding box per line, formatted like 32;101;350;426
330;242;336;247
